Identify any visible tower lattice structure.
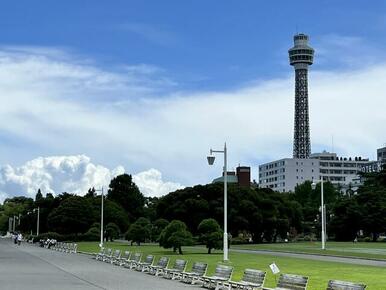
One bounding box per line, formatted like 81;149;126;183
289;33;314;159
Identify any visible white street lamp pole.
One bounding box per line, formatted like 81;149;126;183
207;142;229;262
312;178;326;250
95;187;104;249
36;207;40;236
321;180;326;250
13;215;17;232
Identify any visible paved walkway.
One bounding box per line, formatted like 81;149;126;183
0;239;199;290
229;248;386;267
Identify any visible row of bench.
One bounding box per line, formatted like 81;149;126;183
49;241;78;253
94;248;366;290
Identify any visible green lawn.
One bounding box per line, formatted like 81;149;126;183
232;242;386;260
78;242;386;289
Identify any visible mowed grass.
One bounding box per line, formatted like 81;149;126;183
78;242;386;289
232;242;386;260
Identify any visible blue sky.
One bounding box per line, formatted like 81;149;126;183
2;0;386;90
1;1;386;200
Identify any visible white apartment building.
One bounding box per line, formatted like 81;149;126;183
259;151;373;192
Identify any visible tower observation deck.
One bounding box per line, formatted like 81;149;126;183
289;33;314;159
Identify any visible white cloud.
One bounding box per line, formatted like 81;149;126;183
133;169;183;198
0;41;385;202
0;155;181;202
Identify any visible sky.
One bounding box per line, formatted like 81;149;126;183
1;0;386;201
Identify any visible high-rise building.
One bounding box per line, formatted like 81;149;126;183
289;34;314;159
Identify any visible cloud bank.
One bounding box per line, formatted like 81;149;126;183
0;155;182;202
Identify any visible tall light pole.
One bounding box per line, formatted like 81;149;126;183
207;142;229;262
95;187;104;249
34;207;40;236
13;215;18;232
29;207;40;236
312;179;326;250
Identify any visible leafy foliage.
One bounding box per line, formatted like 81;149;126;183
107;174;145;221
197;218;222;254
125;217;151;245
159;220;193;254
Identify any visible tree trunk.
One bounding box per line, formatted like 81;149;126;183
178;246;183;255
208;247;211;254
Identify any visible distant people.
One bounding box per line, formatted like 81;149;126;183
17;233;22;245
353;237;358;243
13;233;17;244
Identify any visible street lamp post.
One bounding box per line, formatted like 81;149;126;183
312;179;326;250
28;207;40;236
95;187;104;249
207;142;229;262
35;207;40;236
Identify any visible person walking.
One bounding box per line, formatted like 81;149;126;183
17;233;22;246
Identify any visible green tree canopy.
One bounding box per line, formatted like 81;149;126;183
197;218;222;254
47;196;94;234
107;174;145;220
125;217;151;245
159;220;193;254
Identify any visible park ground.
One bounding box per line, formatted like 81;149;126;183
78;241;386;289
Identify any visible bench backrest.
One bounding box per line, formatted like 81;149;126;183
156;257;169;268
241;269;266;286
105;248;112;256
113;249;121;258
144;254;154;264
327;280;366;290
277;274;308;290
191;262;208;276
214;264;233;280
121;251;130;260
172;259;187;271
130;252;141;262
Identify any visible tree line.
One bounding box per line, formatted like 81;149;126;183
1;168;385;251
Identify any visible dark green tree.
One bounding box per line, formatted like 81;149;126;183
107;174;145;220
197;218;222;254
159;220;193;254
47;196;94;234
125;217;151;245
151;218;169;241
105;222;120;241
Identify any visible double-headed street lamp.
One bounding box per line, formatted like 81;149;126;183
207;142;229;262
312;178;326;250
95;187;104;249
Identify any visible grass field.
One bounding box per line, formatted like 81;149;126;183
232;241;386;260
78;242;386;289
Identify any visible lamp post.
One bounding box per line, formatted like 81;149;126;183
95;187;104;249
312;179;326;250
13;215;18;232
28;207;40;236
207;142;229;262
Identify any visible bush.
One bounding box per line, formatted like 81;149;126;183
231;236;250;245
83;227;100;241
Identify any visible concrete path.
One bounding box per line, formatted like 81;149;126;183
229;248;386;267
0;239;199;290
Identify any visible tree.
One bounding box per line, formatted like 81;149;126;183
151;218;169;242
35;189;43;201
47;196;94;234
159;220;193;254
105;222;120;241
356;168;386;241
125;217;151;245
197;218;222;254
107;174;145;220
329;197;361;241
